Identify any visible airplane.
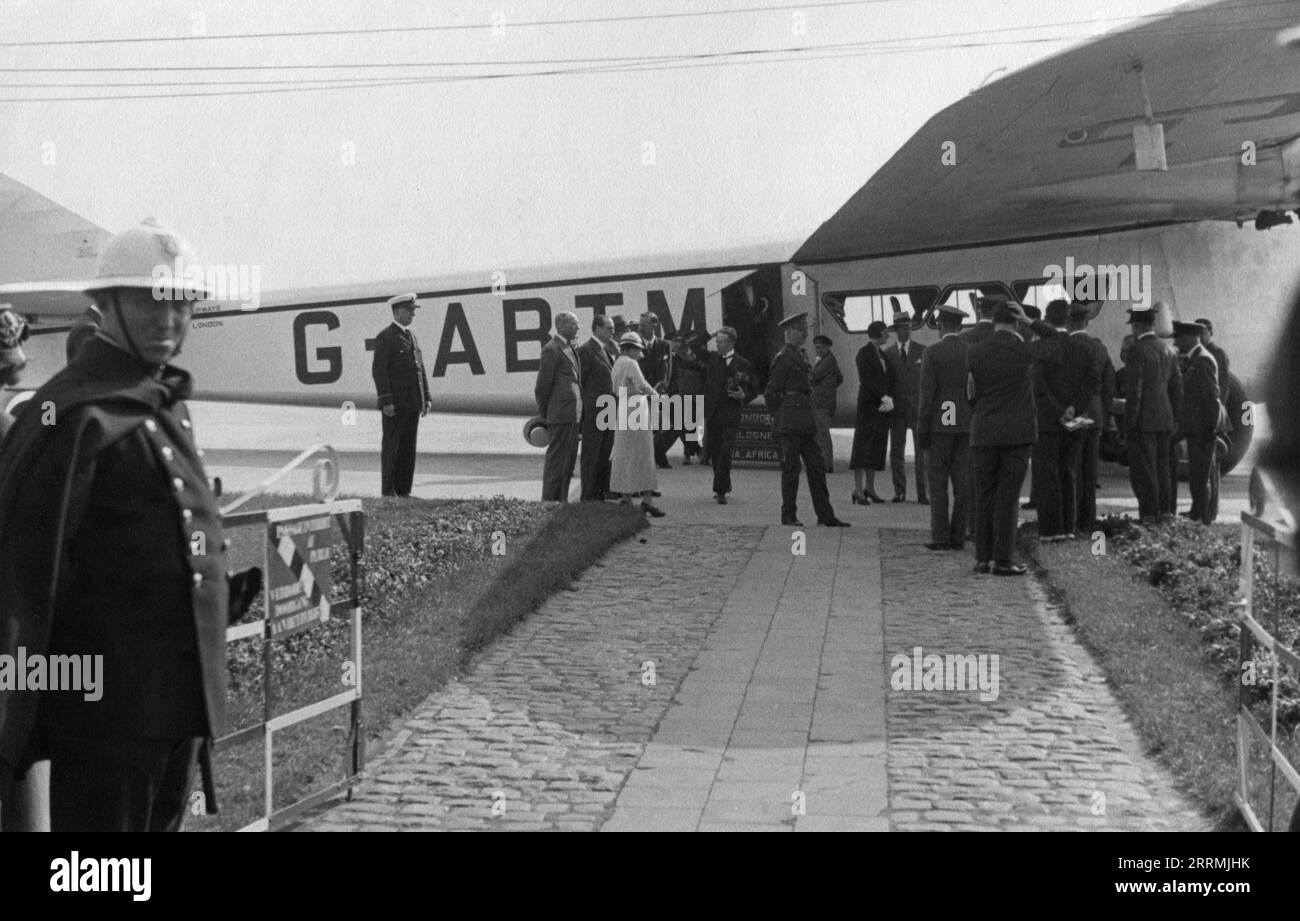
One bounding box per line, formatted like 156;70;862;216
4;0;1299;475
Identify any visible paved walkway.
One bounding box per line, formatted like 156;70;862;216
298;474;1209;832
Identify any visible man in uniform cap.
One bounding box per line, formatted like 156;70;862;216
885;313;928;503
0;218;260;832
1171;321;1221;523
1124;304;1183;522
372;293;433;497
917;304;970;549
765;313;849;527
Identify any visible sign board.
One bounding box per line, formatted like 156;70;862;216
731;404;781;467
266;513;333;639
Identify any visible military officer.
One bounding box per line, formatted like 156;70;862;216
372;293;433;497
0;219;259;832
765;314;850;528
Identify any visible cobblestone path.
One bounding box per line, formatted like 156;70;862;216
879;528;1210;831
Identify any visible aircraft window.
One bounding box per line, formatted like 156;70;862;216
1012;278;1073;309
821;287;938;333
936;283;1011;325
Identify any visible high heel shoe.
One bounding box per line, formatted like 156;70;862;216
641;502;666;518
851;491;868;505
864;490;885;504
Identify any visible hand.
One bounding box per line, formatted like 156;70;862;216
226;567;264;625
1006;302;1028;323
382;404;396;417
423;400;433;417
1063;406;1076;421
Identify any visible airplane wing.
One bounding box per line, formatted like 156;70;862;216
795;0;1300;262
0;173;108;316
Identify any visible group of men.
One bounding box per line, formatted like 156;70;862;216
917;293;1232;575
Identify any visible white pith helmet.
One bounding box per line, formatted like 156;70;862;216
83;217;212;300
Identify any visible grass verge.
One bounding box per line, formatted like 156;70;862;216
191;494;645;831
1026;518;1300;831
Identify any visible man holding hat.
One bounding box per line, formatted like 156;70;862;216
959;294;999;344
372;293;432;497
0;218;260;832
765;313;850;527
1124;303;1183;522
1172;320;1221;524
917;304;970;549
885;313;928;503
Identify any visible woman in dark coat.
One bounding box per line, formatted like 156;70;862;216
850;320;896;503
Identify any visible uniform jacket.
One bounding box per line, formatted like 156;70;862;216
1070;331;1116;425
855;342;897;419
535;335;583;424
371;322;430;414
959;320;995;345
1178;344;1221;436
1033;330;1100;432
810;353;844;416
884;339;926;422
917;334;971;436
765;343;817;435
0;337;231;774
1124;333;1183;432
1206;341;1230;398
577;337;615;416
967;328;1038;447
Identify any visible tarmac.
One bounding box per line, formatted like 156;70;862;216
199;403;1227;831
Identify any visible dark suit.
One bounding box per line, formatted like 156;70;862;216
372;322;431;497
766;344;836;524
1124;333;1183;521
1172;344;1221;524
692;351;756;496
885;339;927;500
578;337;617;500
535;335;583;502
1032;331;1100;537
967;329;1037;564
1073;331;1115;531
1206;341;1229;401
959;320;995;345
638;337;673;465
811;353;844;471
917;334;970;546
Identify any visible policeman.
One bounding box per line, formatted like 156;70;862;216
372;292;432;497
764;313;850;528
0;219;259;832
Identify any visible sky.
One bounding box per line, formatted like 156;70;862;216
1;0;1183;288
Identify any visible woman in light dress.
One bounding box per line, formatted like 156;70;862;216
608;331;665;517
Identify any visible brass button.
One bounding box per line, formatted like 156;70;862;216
221;538;231;552
182;508;193;523
181;419;192;430
192;572;203;587
161;446;175;462
173;477;185;492
144;419;158;433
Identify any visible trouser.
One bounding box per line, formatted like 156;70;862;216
580;415;615;500
541;421;581;502
46;735;202;833
1127;430;1171;521
927;433;969;547
380;410;421;496
1033;430;1083;537
890;410;927;499
813;405;834;472
1077;427;1101;532
1173;433;1218;524
972;444;1030;564
705;417;739;495
0;760;50;832
780;432;836;523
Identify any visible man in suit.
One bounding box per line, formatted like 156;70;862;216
885;314;928;503
535;311;583;502
653;334;693;467
1195;318;1230;399
1032;300;1100;539
1171;321;1221;524
578;315;617;501
967;300;1039;575
372;292;433;497
1068;302;1115;532
916;304;970;550
810;334;844;473
766;313;850;528
636;313;673;467
1124;305;1183;522
959;295;997;344
684;326;756;504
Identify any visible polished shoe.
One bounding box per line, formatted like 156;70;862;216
641;502;666;518
656;462;673;470
818;518;851;527
918;497;930;505
715;494;728;505
925;542;952;551
892;495;905;503
1021;500;1036;510
782;517;805;527
682;457;694;466
851;491;868;505
973;562;991;574
992;562;1027;576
